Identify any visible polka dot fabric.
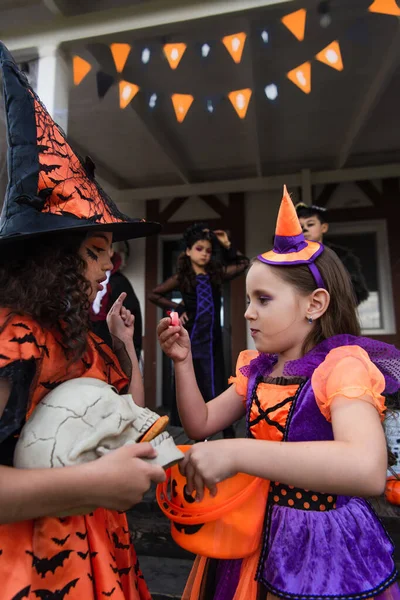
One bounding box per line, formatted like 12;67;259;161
270;482;337;511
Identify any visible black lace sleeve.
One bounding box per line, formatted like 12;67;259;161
0;359;37;465
221;246;250;281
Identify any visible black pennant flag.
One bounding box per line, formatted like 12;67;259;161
96;71;115;99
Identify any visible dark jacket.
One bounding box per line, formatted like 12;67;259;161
326;242;369;306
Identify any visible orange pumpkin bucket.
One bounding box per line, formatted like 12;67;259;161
385;475;400;506
156;446;270;559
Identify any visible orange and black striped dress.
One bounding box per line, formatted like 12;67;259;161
0;309;151;600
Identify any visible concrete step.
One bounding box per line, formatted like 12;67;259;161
138;555;193;600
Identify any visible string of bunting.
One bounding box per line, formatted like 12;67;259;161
72;0;398;122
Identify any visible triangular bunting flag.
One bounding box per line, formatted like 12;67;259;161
368;0;400;15
164;43;187;69
73;56;92;86
315;41;343;71
96;71;116;99
222;32;247;63
119;81;139;109
171;94;194;123
281;9;307;41
110;43;132;73
287;61;311;94
228;88;252;118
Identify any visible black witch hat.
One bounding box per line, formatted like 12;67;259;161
0;42;160;244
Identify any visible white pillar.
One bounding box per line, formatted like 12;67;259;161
36;44;70;134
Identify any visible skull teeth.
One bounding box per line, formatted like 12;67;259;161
149;431;171;447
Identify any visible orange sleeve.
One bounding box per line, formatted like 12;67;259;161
0;311;48;368
228;350;259;402
311;345;386;422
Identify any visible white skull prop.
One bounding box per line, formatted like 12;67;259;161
14;377;183;470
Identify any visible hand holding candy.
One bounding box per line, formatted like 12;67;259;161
169;311;180;327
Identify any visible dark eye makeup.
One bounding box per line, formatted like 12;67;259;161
86;247;98;262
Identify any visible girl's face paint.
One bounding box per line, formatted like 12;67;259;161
79;232;113;302
186;239;212;271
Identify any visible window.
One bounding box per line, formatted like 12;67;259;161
325;220;395;335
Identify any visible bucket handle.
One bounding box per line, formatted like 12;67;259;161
156;474;267;525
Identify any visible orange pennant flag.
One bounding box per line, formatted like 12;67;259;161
222;32;247;63
368;0;400;15
316;41;343;71
110;43;132;73
287;61;311;94
119;81;139;109
281;9;307;41
171;94;194;122
164;43;187;69
73;56;92;86
228;88;252;119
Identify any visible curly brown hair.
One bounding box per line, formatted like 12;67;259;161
0;233;91;359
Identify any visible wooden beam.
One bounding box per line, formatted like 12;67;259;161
68;137;132;190
336;21;400;169
3;0;296;50
228;192;247;369
144;199;159;411
355;180;382;206
328;206;386;222
301;169;312;205
126;163;400;201
315;183;339;207
159;197;188;223
158;219;222;235
199;195;228;219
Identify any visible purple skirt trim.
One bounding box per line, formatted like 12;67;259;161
376;582;400;600
213;562;399;600
258;497;396;599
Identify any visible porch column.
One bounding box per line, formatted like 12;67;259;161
36;44;70;134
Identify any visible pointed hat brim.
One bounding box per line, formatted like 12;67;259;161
0;42;160;245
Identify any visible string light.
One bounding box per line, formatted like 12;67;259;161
149;93;157;108
265;84;278;101
201;43;211;58
318;1;332;28
141;48;151;64
261;30;269;43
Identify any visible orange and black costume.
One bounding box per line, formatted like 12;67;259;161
0;42;161;599
0;311;151;600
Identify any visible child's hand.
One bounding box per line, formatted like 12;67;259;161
179;441;238;502
107;292;134;348
157;317;191;363
88;443;166;511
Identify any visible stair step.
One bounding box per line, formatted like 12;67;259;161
138;555;193;599
128;497;194;560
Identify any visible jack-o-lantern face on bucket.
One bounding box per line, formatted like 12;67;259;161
156;446;270;559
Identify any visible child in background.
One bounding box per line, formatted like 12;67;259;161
296;202;369;305
150;223;248;436
158;187;400;600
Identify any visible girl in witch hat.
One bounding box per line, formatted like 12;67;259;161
158;186;400;600
149;223;248;435
0;43;168;599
